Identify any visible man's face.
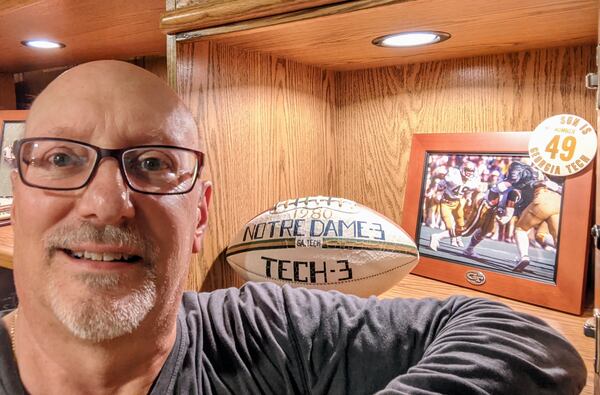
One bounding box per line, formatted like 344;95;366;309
12;61;208;342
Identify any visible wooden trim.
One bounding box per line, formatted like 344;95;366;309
168;0;413;39
402;132;593;314
166;0;177;90
160;0;347;35
0;0;41;17
171;0;596;71
167;35;177;89
0;74;16;111
0;110;26;270
0;226;13;270
592;28;600;310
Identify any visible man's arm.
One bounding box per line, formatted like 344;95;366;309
279;285;586;395
191;283;585;394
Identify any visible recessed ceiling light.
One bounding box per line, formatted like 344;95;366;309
372;31;451;48
21;39;65;49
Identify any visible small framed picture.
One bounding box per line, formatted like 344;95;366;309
402;132;593;314
0;111;27;227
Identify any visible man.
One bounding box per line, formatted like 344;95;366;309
461;179;520;259
423;164;446;229
429;160;480;251
0;61;586;394
501;162;562;272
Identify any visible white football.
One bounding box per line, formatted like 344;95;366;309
226;196;419;297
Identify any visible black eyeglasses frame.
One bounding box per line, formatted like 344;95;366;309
13;137;205;196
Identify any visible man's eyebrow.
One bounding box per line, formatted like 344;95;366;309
31;127;92;136
38;127;167;139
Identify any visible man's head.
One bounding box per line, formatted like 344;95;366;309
460;160;476;180
506;161;533;188
489;169;500;183
12;60;211;342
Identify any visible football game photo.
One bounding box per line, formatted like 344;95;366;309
416;153;565;284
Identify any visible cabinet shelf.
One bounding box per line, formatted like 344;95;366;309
163;0;597;71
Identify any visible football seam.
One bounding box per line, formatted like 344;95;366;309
227;256;419;286
226;238;419;258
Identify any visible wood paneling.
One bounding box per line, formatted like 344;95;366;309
178;43;595;390
178;41;336;291
0;0;43;17
0;75;16;110
179;0;597;71
174;0;341;9
174;0;411;43
179;43;594;289
595;2;600;311
381;274;595;395
335;45;596;223
179;43;594;283
334;47;594;391
162;0;345;34
0;227;14;270
0;0;166;73
133;56;168;81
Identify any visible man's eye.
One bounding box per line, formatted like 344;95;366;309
133;151;176;173
139;157;168;171
48;152;76;167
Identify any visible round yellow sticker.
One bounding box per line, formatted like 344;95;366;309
528;114;597;176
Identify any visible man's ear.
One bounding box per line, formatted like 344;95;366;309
192;181;212;253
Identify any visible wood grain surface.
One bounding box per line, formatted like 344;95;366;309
0;226;13;270
178;43;596;391
402;132;592;314
595;5;600;311
178;41;336;291
133;56;168;81
180;43;595;289
335;45;596;223
162;0;345;34
0;74;16;110
381;274;595;395
174;0;340;9
180;0;597;71
0;0;166;73
0;0;42;17
170;0;411;40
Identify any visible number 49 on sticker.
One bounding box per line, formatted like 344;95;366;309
544;135;576;161
528;114;597;177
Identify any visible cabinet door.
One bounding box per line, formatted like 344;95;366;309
594;21;600;395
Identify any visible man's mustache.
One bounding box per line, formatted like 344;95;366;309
43;222;158;265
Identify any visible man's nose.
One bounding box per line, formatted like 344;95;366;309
75;158;135;225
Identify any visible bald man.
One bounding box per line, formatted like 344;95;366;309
0;61;586;394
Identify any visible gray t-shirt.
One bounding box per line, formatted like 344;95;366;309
0;282;587;394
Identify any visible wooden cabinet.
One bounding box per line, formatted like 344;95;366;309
162;0;596;70
162;1;598;393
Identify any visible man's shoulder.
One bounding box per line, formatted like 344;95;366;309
180;282;287;313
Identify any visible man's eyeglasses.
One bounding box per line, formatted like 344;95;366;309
13;137;205;195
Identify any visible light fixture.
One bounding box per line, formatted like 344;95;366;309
372;31;450;48
21;39;65;49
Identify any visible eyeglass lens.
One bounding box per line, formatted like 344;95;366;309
123;147;198;193
18;139;199;194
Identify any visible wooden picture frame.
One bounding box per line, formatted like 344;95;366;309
0;111;27;227
402;132;593;314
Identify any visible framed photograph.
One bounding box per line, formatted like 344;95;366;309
402;133;593;314
0;111;27;226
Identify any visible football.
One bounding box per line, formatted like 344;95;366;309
226;196;419;297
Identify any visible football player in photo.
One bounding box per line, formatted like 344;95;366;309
501;162;562;272
429;160;481;251
461;180;520;258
